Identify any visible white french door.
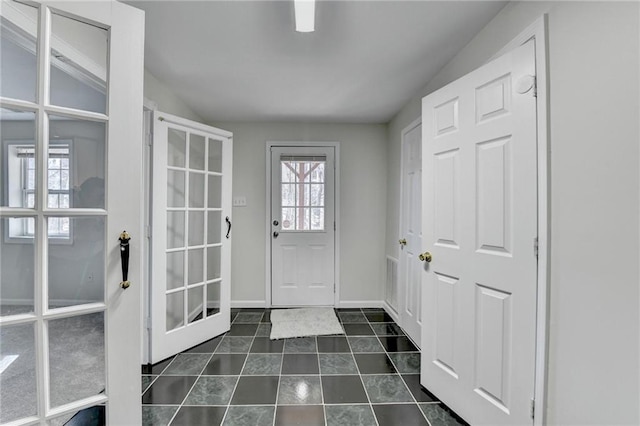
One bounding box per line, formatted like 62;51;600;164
398;120;422;348
150;111;232;363
270;145;335;306
421;40;538;425
0;1;144;424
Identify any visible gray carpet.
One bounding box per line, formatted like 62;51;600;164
1;310;105;424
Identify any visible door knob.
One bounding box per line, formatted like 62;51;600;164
419;252;432;263
399;239;407;246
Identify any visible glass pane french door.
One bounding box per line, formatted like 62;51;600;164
0;1;144;424
151;111;232;363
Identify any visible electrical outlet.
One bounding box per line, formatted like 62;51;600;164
233;196;247;207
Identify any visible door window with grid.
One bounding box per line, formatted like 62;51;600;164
280;155;326;231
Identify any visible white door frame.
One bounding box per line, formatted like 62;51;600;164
265;141;340;308
491;16;549;425
397;116;422;344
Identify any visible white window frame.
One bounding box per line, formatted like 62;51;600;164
3;139;74;243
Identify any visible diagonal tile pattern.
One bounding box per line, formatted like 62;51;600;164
141;308;468;426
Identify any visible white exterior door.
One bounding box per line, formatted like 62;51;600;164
270;146;335;306
150;112;232;363
421;40;537;425
399;121;423;348
0;1;144;424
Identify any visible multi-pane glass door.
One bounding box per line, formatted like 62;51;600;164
0;1;144;423
151;112;232;363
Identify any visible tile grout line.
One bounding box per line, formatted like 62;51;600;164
271;330;286;426
165;338;222;425
349;308;381;426
220;311;261;425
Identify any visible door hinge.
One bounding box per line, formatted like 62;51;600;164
334;283;336;293
145;316;152;331
532;76;537;98
146;226;152;239
334;222;336;231
533;237;539;258
530;398;535;419
145;130;153;146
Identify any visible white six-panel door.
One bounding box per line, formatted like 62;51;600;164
151;112;232;363
270;146;335;306
421;40;537;425
399;121;423;347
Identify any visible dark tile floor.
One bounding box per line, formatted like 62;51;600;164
142;308;468;426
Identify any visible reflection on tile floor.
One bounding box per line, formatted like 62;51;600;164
142;308;468;426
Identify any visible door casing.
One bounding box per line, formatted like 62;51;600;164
265;141;340;308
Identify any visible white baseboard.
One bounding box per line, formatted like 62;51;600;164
231;300;267;308
337;300;384;309
382;301;400;323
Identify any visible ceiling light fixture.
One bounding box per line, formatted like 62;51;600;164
294;0;315;33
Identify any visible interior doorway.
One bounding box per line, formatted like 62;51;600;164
267;143;339;307
398;118;423;348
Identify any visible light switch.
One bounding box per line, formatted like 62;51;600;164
233;196;247;207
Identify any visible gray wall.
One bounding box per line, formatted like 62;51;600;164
144;70;204;122
385;2;639;424
211;121;388;306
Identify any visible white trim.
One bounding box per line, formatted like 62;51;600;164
231;300;267;308
493;15;550;426
337;300;383;309
265;141;341;308
155;111;231;139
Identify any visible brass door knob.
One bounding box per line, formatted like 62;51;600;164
399;239;407;246
419;252;432;263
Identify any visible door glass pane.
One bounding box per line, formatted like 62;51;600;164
48;406;105;426
166;251;184;291
1;217;35;316
208;138;222;173
207;211;221;244
188;286;204;324
188;211;204;246
49;13;107;114
207;246;221;281
188;248;204;285
167;211;185;249
189;172;205;208
49;115;106;209
206;282;220;317
207;175;221;209
0;109;36;208
166;291;184;331
0;323;37;423
48;217;105;309
48;312;105;408
167;170;185;207
279;157;325;231
189;134;205;170
168;128;186;168
0;1;38;102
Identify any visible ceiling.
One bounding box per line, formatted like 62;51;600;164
128;1;507;124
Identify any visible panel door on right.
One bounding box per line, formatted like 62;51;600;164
421;40;538;426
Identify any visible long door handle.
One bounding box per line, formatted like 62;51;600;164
119;231;131;289
225;216;232;239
